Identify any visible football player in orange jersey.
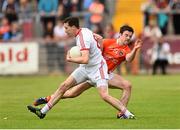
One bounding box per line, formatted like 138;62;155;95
33;25;142;118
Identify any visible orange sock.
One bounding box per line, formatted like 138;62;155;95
46;95;51;102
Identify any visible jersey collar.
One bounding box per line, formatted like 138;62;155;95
75;28;81;37
117;39;127;47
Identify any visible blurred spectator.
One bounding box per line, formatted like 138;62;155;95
18;0;33;22
170;0;180;34
2;0;19;23
58;0;72;19
43;21;57;73
57;3;68;19
19;0;34;40
104;0;115;20
0;0;6;12
103;23;118;38
83;0;93;28
38;0;58;15
3;21;22;42
53;18;69;72
143;19;162;40
43;21;54;38
2;0;19;13
91;24;103;36
155;0;170;35
54;18;67;41
71;0;83;12
0;16;10;41
141;0;158;26
141;19;162;72
38;0;58;34
141;0;170;35
147;37;170;75
89;0;104;29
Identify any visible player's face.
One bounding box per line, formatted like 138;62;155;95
120;31;133;45
63;23;75;37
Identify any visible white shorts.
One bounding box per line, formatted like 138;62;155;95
108;73;114;80
87;72;114;86
71;61;109;87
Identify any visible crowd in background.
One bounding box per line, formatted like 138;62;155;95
140;0;180;74
1;0;180;41
0;0;116;42
141;0;180;35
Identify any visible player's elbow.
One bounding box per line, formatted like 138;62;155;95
126;55;134;62
126;58;132;62
82;58;89;64
126;57;132;62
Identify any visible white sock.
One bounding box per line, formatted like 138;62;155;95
124;110;134;117
41;103;52;114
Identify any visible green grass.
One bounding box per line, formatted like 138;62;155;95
0;74;180;129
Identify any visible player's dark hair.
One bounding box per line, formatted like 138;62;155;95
120;25;134;34
63;17;79;28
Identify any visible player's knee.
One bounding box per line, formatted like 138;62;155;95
99;92;110;101
123;81;132;91
58;82;68;94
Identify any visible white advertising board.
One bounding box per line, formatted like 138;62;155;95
0;43;39;75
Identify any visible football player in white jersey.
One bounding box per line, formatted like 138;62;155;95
27;17;134;119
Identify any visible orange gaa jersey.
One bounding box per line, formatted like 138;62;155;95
102;39;131;73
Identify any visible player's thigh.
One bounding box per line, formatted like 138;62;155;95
63;75;77;89
69;82;92;94
108;73;130;89
71;67;87;84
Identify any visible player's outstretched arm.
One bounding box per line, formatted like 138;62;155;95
126;39;143;62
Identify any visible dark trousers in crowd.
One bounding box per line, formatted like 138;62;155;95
41;16;56;33
153;59;168;75
172;14;180;34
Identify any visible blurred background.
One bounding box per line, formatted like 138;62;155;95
0;0;180;76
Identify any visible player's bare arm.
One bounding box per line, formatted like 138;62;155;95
126;39;142;62
66;50;89;64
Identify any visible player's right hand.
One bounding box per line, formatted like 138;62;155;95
66;50;71;61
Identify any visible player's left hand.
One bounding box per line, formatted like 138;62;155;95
134;39;142;50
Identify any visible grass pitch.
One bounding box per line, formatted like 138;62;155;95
0;74;180;129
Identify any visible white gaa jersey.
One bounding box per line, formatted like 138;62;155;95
76;28;104;67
